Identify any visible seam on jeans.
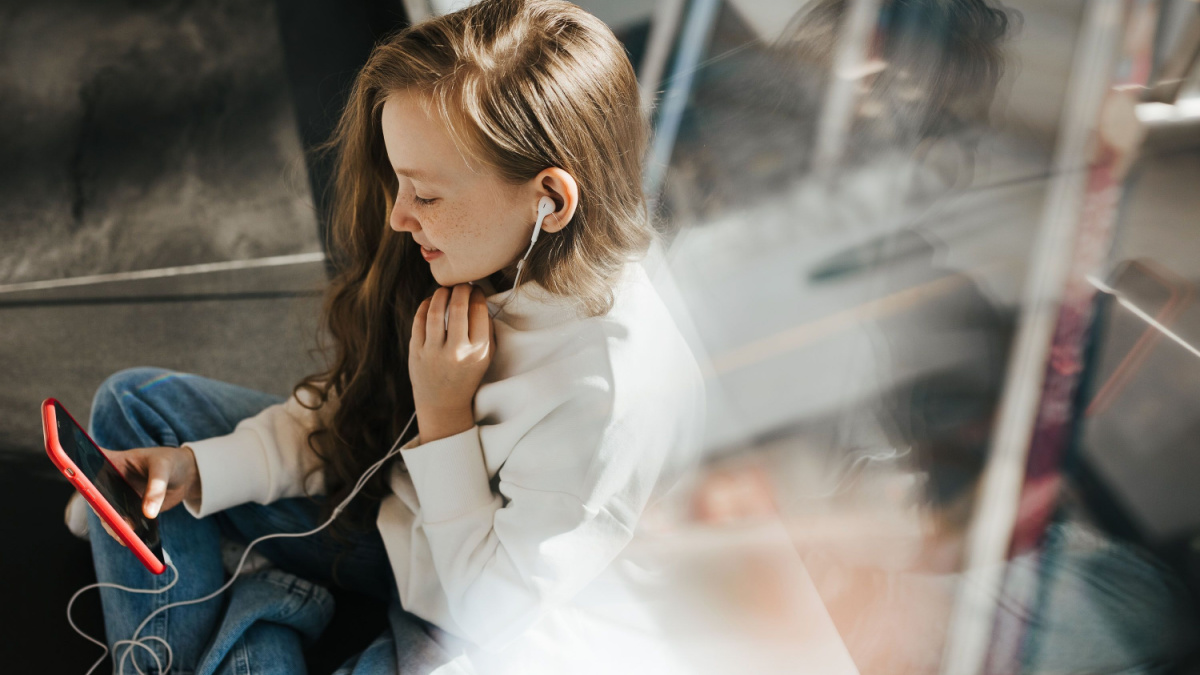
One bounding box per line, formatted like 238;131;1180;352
235;634;250;675
260;569;314;594
255;572;306;621
258;570;333;622
147;552;171;674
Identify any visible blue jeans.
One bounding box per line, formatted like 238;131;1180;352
86;367;461;674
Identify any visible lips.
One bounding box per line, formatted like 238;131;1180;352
419;244;443;261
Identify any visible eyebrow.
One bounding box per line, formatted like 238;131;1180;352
393;167;437;182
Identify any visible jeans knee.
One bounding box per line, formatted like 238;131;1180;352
90;367;174;439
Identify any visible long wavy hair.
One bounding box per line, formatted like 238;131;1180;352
293;0;654;541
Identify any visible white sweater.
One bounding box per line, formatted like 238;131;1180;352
182;259;707;673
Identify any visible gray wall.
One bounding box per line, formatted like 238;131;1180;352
0;0;321;285
0;0;328;454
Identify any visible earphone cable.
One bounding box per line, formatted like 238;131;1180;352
70;197;551;673
68;409;418;675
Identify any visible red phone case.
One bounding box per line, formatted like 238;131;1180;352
42;398;167;575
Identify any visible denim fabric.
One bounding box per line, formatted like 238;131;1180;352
86;367;461;675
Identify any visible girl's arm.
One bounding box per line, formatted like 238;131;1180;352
179;387;330;518
414;404;475;445
400;338;707;652
401;283;704;650
399;377;654;652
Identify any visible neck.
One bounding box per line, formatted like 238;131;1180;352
488;269;515;293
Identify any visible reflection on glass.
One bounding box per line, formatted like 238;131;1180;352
626;0;1200;672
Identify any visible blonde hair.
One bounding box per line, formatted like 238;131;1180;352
297;0;655;536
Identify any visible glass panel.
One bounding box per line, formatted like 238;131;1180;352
633;0;1200;672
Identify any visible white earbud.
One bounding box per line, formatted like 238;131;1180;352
488;196;556;321
532;196;555;244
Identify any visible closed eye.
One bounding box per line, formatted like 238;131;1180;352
414;195;438;206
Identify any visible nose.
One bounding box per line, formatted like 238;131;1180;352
390;196;419;233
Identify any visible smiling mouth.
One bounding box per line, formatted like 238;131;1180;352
420;245;440;253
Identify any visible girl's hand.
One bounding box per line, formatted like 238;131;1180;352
409;284;495;441
105;445;201;520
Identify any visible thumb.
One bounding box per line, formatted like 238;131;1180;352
143;457;170;519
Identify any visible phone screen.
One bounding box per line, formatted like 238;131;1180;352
54;401;162;556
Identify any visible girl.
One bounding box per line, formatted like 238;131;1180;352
78;0;706;673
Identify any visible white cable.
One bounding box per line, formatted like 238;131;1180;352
67;555;181;675
512;236;538;288
497;196;555;316
69;410;418;675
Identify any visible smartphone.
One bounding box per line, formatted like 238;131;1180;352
42;398;166;574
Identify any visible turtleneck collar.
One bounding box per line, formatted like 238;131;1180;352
475;273;582;331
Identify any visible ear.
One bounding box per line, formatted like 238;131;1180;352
529;167;579;233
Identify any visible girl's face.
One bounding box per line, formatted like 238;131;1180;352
381;90;546;288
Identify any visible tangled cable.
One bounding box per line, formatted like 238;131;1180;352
67;409;417;675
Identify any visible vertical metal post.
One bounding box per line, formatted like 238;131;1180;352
938;1;1159;673
640;0;689;115
812;0;881;171
643;0;722;203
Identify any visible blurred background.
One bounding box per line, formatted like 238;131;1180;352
3;0;1200;672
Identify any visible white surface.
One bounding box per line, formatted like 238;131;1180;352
621;519;860;674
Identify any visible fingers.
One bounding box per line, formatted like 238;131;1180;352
104;446;130;478
425;286;451;346
101;519;125;546
89;503;126;547
143;455;171;518
411;297;430;350
468;286;491;345
446;284;473;344
420;285;480;347
487;318;497;362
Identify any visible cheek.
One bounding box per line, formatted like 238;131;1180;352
432;200;490;245
425;206;461;244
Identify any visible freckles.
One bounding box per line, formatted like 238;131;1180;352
440;198;487;243
435;202;470;238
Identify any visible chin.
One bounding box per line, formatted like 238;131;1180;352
430;269;463;288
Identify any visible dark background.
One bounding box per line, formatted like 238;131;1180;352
0;0;409;671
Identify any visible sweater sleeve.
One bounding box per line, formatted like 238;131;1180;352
181;386;330;518
400;378;666;652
